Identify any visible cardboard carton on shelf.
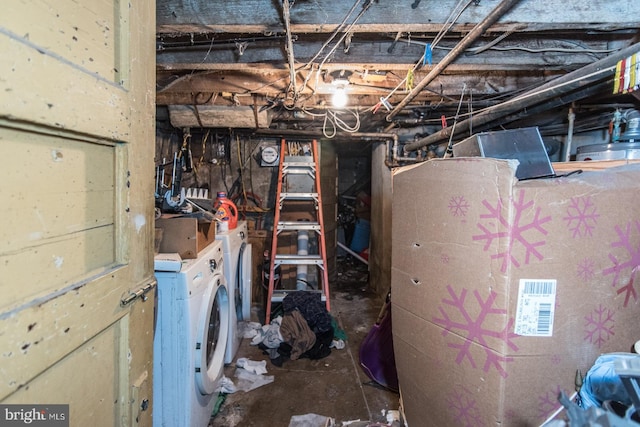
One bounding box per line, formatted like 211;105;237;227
156;214;216;259
391;158;640;427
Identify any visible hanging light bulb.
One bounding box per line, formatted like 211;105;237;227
331;80;349;108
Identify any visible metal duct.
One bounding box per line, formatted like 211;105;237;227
404;41;640;152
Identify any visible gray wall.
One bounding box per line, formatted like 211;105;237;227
369;142;393;299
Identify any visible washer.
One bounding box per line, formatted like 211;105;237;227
153;241;229;427
216;220;252;364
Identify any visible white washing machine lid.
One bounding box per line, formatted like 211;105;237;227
194;275;229;395
154;253;183;272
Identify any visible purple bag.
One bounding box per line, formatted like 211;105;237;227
359;292;399;392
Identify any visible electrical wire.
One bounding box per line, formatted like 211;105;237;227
298;0;362;70
443;83;467;158
311;0;375;97
431;0;476;48
302;107;362;138
396;36;617;55
371;0;476;113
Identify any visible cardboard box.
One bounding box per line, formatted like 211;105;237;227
391;158;640;426
156;216;216;259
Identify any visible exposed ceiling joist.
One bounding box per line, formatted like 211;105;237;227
155;0;640;140
156;0;639;34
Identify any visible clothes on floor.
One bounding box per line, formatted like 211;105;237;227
282;291;332;333
280;309;317;360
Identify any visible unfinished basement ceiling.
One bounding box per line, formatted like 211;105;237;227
156;0;640;151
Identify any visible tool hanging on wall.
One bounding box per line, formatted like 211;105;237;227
178;128;193;173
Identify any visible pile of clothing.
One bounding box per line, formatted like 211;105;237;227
251;291;340;366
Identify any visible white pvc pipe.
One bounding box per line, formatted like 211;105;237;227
296;230;309;290
564;108;575;162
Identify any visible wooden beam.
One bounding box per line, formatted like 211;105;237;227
155;71;557;106
157;0;640;35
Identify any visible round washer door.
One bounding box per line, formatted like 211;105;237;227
195;276;229;395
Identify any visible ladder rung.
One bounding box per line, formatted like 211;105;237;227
283;168;316;177
283;156;314;164
277;221;321;231
280;192;318;200
283;162;316;168
271;289;326;303
274;254;324;266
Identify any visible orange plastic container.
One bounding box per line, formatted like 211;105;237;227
214;191;238;231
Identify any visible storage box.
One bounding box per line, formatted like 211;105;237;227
156;216;216;259
391;158;640;426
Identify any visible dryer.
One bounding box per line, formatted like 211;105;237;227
153;241;229;427
216;220;252;364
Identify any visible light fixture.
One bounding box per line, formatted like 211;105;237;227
331;79;349;108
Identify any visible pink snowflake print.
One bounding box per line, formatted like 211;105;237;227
550;354;563;365
504;408;519;423
473;190;551;273
446;386;485;427
539;385;563;419
449;195;470;217
602;221;640;307
577;258;596;282
563;196;599;238
441;254;450;264
584;304;615;348
433;285;519;378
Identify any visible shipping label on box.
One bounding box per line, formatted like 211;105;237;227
391;158;640;426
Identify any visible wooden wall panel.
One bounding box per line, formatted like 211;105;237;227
0;129;117;311
4;325;119;424
0;9;130;140
2;1;119;82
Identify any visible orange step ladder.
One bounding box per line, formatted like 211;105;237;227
265;139;330;321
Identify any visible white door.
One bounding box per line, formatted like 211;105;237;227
0;1;156;425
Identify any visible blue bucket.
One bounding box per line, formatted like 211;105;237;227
350;218;370;253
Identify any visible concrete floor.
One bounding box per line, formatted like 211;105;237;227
210;258;400;427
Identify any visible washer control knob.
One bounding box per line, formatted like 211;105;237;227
209;258;217;271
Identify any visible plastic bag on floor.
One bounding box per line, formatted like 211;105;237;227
233;367;274;392
287;413;335;427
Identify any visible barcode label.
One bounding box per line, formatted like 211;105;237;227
524;280;555;296
514;279;557;337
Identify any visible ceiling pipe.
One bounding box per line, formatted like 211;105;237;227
467;79;612;135
385;0;522;122
282;0;298;97
248;128;396;141
404;40;640;152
